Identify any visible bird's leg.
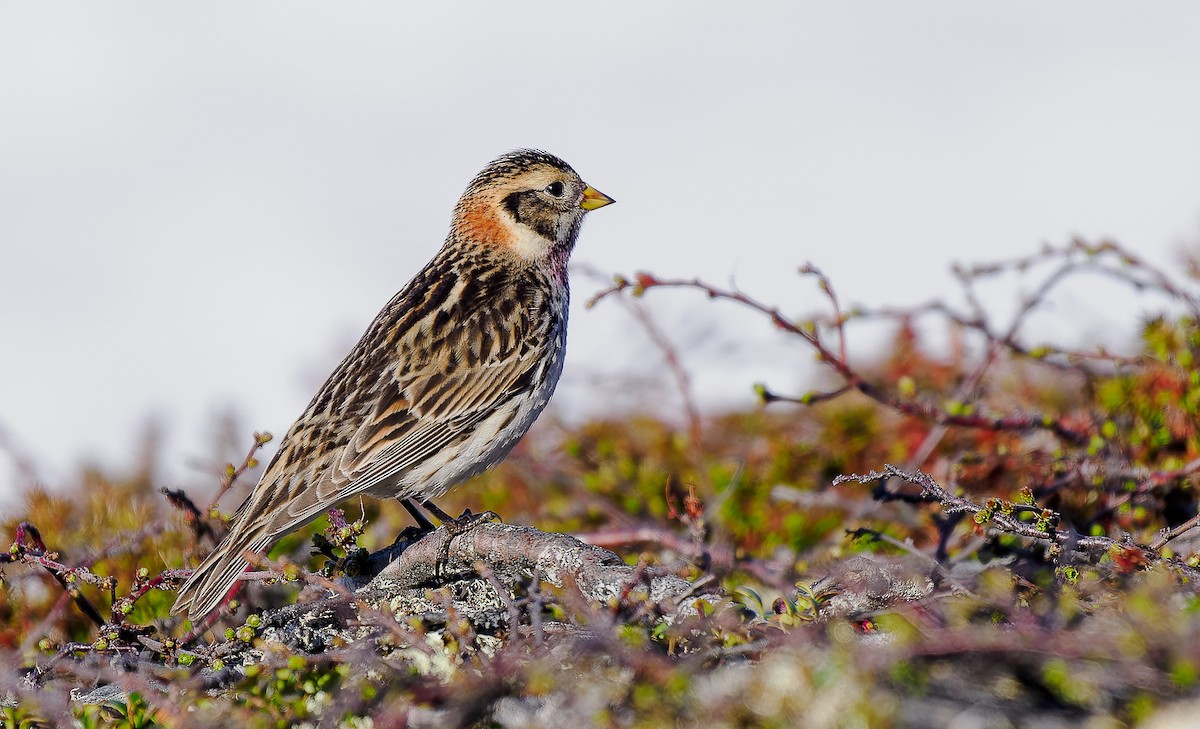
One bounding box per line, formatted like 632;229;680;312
417;499;456;524
421;499;500;534
401;499;436;532
387;498;438;552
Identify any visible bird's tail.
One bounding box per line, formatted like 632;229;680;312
171;531;269;622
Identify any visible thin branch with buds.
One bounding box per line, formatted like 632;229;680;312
207;431;273;512
835;464;1200;583
589;271;1090;444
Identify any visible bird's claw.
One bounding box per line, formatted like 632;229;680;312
432;509;500;578
446;509;501;535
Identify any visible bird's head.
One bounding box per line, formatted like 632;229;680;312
453;150;614;266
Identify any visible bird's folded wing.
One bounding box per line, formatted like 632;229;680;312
313;348;543;508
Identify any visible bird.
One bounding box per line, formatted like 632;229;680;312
172;149;614;621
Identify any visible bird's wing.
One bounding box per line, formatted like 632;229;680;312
328;349;544;499
270;308;559;529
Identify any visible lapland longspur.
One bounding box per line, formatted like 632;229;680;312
172;150;614;621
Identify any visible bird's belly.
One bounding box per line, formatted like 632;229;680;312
392;345;564;502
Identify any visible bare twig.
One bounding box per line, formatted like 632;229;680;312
903;256;1080;469
3;522;110;629
624;299;704;444
590;273;1091;444
207;431;273;512
835;464;1200;583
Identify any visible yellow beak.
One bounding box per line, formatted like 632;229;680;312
580;185;615;211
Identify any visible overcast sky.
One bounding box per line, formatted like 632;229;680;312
3;3;1200;505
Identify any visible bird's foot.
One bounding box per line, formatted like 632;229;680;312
432;509;501;579
394;499;503;578
401;498;437;533
445;508;502;535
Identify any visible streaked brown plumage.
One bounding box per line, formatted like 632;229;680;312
172;150;613;621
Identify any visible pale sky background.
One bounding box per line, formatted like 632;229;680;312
3;3;1200;506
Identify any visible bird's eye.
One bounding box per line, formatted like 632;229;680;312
545;181;565;197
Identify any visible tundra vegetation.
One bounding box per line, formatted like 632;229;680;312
3;240;1200;728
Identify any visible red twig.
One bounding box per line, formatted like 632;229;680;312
590;274;1090;445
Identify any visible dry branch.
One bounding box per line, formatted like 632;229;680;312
835;464;1200;584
